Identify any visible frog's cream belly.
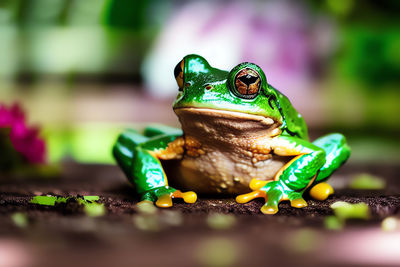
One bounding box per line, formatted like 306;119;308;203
168;107;291;194
166;153;288;194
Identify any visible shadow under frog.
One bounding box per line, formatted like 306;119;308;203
113;55;350;214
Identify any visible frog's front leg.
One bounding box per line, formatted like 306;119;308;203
236;136;326;214
113;129;197;207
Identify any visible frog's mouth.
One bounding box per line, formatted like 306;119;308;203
174;107;278;135
175;107;274;125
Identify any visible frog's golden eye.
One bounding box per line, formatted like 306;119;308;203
174;59;185;91
234;68;261;98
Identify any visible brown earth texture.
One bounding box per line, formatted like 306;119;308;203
1;162;400;267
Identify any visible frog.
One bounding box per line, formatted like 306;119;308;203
113;54;351;214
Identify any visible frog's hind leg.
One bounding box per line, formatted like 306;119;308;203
309;133;351;200
113;129;149;177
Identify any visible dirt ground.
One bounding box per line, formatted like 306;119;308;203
1;162;400;267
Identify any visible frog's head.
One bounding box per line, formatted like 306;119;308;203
172;55;283;134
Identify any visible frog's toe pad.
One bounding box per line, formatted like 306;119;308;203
155;194;173;208
172;190;197;203
309;182;334;201
236;190;267;204
260;205;279;215
290;198;308;208
155;190;197;208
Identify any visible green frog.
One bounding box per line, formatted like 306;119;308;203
113;54;350;214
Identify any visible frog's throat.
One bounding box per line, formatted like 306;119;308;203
173;107;277;127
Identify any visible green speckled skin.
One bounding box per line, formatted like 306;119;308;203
113;54;351;214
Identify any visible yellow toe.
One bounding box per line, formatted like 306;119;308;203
310;182;334;201
290;198;308;208
261;205;278;215
181;191;197;203
236;190;266;204
155;194;173;208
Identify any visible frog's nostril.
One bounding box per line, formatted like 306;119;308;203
205;84;213;90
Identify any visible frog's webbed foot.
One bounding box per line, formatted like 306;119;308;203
140;187;197;208
287;192;308;208
236;180;310;214
236;181;286;214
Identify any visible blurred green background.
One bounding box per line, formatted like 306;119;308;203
0;0;399;165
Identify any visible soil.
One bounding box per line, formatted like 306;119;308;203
1;162;400;267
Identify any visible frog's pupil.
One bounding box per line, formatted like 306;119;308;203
233;68;261;98
239;75;258;86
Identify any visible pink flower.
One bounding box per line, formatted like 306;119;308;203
0;103;46;164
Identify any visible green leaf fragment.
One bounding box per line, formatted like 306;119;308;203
330;201;370;221
76;198;86;205
31;196;57;206
80;196;105;217
30;195;105;217
349;173;386;190
30;196;69;206
56;197;68;204
11;212;28;228
83;196;100;202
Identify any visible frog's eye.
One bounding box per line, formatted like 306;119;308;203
174;59;185;91
233;68;261;99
